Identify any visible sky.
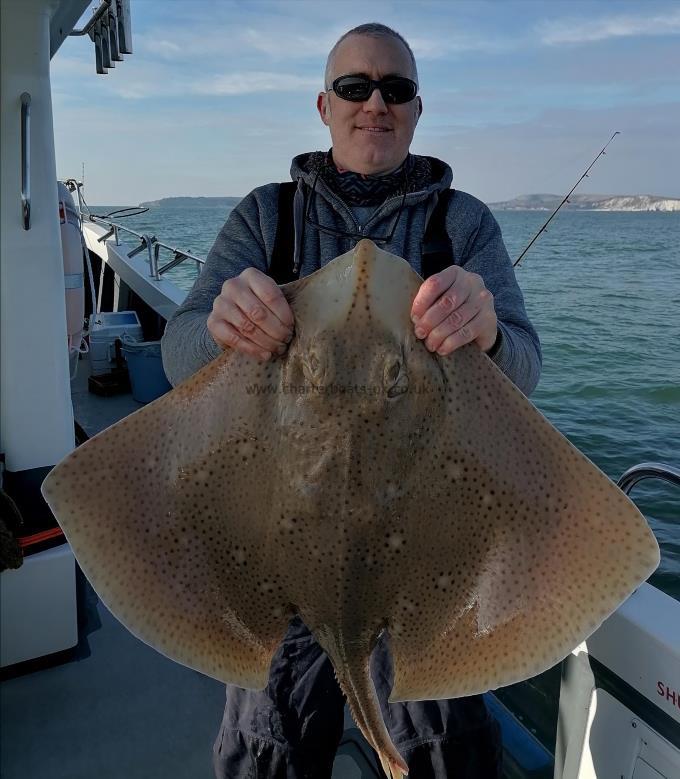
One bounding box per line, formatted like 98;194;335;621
51;0;680;205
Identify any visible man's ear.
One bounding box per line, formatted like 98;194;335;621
317;92;331;126
415;96;423;122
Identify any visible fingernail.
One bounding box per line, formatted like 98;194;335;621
411;314;419;324
277;344;287;355
262;351;272;361
285;331;294;343
414;327;425;339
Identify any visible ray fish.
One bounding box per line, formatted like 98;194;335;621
42;239;660;777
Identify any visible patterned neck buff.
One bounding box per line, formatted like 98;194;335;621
306;150;433;206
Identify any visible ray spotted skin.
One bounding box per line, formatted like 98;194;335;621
42;240;659;777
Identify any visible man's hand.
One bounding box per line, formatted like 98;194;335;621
207;268;294;361
410;266;498;355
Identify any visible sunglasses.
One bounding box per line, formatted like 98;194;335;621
330;74;418;105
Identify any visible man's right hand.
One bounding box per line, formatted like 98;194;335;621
207;268;294;361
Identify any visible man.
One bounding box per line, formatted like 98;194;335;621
162;22;540;779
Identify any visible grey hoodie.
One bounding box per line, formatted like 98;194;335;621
161;152;541;394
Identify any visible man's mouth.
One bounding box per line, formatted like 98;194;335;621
357;126;392;133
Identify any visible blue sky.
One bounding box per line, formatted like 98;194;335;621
51;0;680;204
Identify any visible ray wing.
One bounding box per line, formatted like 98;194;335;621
42;350;293;687
387;345;659;702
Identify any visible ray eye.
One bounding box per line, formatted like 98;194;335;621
386;360;401;383
384;359;409;398
303;353;324;383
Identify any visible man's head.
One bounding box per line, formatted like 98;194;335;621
317;24;422;176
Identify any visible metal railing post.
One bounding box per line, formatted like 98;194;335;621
147;235;159;279
20;92;31;230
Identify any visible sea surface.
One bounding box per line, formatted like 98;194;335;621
92;203;679;751
92;203;680;600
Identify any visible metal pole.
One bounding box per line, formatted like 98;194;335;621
149;237;160;279
20;92;31;230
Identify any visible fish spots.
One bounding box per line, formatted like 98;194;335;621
388;533;404;551
399;596;416;614
437;574;451;590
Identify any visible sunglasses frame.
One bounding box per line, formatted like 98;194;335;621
330;74;418;105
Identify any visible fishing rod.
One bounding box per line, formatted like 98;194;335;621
513;130;620;268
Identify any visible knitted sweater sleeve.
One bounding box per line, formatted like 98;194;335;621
449;196;542;395
161;187;276;386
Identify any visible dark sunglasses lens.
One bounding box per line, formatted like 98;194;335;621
380;78;417;104
333;76;417;104
334;76;372;101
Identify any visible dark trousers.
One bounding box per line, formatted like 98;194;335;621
213;618;502;778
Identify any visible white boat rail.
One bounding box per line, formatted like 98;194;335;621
65;179;206;281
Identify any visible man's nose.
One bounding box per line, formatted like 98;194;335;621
363;87;388;114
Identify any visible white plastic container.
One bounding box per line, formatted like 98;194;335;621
88;311;143;375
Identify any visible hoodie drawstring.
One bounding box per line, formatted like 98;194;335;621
292;178;305;275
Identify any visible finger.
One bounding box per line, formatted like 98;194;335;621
410;266;459;323
228;285;293;347
414;278;473;340
424;295;483;352
207;316;272;361
244;269;295;332
213;298;290;355
434;308;494;356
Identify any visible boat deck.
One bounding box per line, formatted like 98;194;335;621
0;576;377;778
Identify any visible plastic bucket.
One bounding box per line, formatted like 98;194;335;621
121;336;172;404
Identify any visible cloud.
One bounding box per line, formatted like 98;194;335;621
194;71;321;96
239;27;336;59
538;9;680;45
50;54;95;78
147;39;183;58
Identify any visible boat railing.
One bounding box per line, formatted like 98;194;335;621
66;179;206;281
617;462;680;496
87;214;206;281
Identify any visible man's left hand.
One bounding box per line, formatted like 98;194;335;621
410;267;498;355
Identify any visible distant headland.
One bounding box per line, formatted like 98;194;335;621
488;194;680;212
139;196;242;208
139;194;680;212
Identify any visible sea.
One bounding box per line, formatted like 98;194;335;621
92;203;679;752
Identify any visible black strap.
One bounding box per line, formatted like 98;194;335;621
269;183;455;284
269;182;299;285
421;188;455;279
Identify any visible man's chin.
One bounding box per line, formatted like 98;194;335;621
351;152;405;177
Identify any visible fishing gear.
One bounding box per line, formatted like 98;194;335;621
513;131;620;268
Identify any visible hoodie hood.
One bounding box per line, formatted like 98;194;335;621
290;151;453;200
285;151;454;278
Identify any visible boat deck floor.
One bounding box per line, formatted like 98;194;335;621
0;583;378;778
70;355;144;437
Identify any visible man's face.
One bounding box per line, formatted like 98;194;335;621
317;34;422;176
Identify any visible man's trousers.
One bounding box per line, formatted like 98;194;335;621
212;618;502;778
